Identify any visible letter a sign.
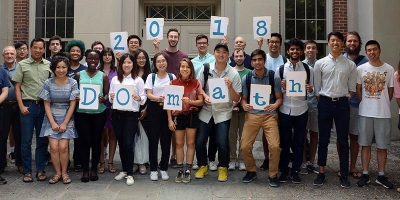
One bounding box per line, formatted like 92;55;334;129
79;84;100;110
163;85;184;111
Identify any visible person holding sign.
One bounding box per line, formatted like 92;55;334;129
74;49;109;182
145;52;176;181
277;38;313;184
166;58;204;183
38;54;79;184
240;49;282;187
195;43;241;182
109;53;147;186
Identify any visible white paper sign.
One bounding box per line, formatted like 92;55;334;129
79;84;100;110
210;16;229;39
253;16;271;39
112;84;134;110
146;18;164;40
286;71;307;96
110;32;128;53
250;84;271;110
163;85;184;111
208;78;229;103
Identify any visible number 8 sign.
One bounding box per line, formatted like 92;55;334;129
110;32;128;53
253;16;271;39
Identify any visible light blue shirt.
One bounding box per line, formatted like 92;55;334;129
303;58;317;112
265;53;285;72
191;53;216;77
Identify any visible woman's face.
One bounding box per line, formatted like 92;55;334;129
155;55;167;72
86;52;100;70
55;61;68;78
103;52;112;64
122;57;133;75
179;61;191;79
136;52;146;68
69;46;81;61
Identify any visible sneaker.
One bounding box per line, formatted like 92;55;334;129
357;174;370;187
279;172;289;183
9;152;15;164
195;166;209;179
150;171;158;181
291;171;301;184
340;176;351;188
238;162;246;171
126;175;134;186
115;172;127;180
299;163;308;175
228;162;236;171
0;176;6;184
192;163;199;170
242;172;257;183
209;161;218;171
268;176;280;187
132;164;139;174
376;175;394;189
217;167;228;182
175;170;183;183
313;173;325;186
160;171;169;181
259;159;269;171
182;170;191;183
139;164;147;175
170;158;178;169
308;162;319;174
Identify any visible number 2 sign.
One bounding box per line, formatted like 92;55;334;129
110;32;128;53
253;16;271;39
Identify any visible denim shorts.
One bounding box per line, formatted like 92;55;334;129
173;111;199;130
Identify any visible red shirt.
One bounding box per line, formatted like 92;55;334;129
170;78;204;116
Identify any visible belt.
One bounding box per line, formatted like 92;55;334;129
2;100;17;105
320;95;347;102
23;100;43;104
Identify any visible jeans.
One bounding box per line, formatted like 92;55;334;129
112;110;139;176
0;103;22;168
278;111;307;174
196;117;230;167
317;97;350;175
19;101;47;174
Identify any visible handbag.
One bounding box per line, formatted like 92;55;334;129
134;121;149;164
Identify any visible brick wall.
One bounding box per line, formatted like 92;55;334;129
333;0;348;34
13;0;29;43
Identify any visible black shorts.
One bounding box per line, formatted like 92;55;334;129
174;111;200;130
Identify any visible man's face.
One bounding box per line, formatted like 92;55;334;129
167;31;179;48
30;41;45;61
93;44;103;52
233;50;245;66
196;38;209;54
49;40;61;55
2;47;16;64
328;35;344;53
365;44;380;61
251;54;266;70
16;44;28;59
268;36;281;53
304;43;318;60
287;45;302;61
345;34;361;55
234;37;246;50
214;47;229;63
128;38;141;53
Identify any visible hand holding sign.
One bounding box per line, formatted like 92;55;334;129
146;18;164;40
286;71;306;96
79;84;100;110
112;85;134;110
250;84;271;110
210;16;229;39
253;16;271;39
208;78;229;103
110;32;128;53
163;85;184;111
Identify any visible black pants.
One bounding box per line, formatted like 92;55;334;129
0;103;22;168
112;110;139;176
75;111;106;172
147;101;172;171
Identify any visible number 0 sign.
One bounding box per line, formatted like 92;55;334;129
110;32;128;53
146;18;164;40
253;16;271;39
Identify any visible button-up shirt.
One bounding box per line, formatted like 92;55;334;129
192;52;216;77
12;57;52;100
196;62;242;124
2;61;17;101
279;61;313;116
314;54;357;98
109;75;147;112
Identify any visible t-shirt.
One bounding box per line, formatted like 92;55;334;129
0;67;11;95
144;73;176;97
393;71;400;114
160;49;188;76
265;53;285;72
235;68;251;113
68;64;87;78
357;62;394;118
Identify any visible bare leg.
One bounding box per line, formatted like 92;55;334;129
349;133;360;173
309;130;318;163
185;128;196;165
59;139;70;174
377;148;387;173
107;128;117;163
361;146;371;172
49;138;61;175
174;130;185;165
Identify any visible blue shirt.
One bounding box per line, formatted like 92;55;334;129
2;62;17;101
343;53;369;107
0;67;11;98
68;64;87;78
191;53;216;77
229;53;253;70
264;54;285;72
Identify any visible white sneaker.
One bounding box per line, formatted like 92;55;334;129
115;172;127;180
192;163;199;170
126;175;134;186
238;162;246;171
150;171;158;181
160;170;169;181
209;161;218;171
228;162;236;171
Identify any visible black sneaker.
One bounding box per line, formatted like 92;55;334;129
340;175;351;188
170;158;179;169
356;174;370;187
0;176;6;184
291;171;301;184
9;152;15;164
175;170;183;183
259;160;269;171
242;172;257;183
376;175;394;189
279;171;289;183
313;173;325;186
268;176;280;187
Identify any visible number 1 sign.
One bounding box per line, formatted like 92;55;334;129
253;16;271;39
110;32;128;53
210;16;229;39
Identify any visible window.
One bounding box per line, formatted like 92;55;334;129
35;0;74;57
145;4;216;21
283;0;332;59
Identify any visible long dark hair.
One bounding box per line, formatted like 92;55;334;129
117;53;138;83
133;49;151;81
99;47;116;72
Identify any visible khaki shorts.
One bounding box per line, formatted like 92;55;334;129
307;112;318;132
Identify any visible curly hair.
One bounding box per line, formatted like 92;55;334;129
50;52;71;74
65;40;85;61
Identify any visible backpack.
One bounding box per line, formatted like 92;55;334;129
202;63;210;91
151;73;174;86
278;62;310;84
245;70;276;104
354;55;366;66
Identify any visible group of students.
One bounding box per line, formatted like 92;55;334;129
1;29;400;192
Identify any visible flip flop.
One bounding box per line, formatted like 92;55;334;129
350;171;362;179
23;173;33;183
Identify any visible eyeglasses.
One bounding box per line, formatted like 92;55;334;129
136;57;146;61
268;41;280;45
196;42;208;45
17;47;28;51
156;59;166;64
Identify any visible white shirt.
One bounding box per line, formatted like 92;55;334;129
109;75;147;112
265;53;285;72
279;61;314;116
144;73;176;98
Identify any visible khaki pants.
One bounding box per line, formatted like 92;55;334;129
228;111;245;162
241;113;281;178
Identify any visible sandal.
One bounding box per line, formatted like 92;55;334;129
62;174;72;184
350;171;362;179
23;173;33;183
108;163;116;173
36;171;47;181
48;174;61;184
17;166;23;174
98;162;105;174
397;187;400;193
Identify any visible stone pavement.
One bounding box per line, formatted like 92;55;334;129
1;134;400;200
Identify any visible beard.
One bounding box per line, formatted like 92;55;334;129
169;41;178;47
345;46;361;55
236;60;244;66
